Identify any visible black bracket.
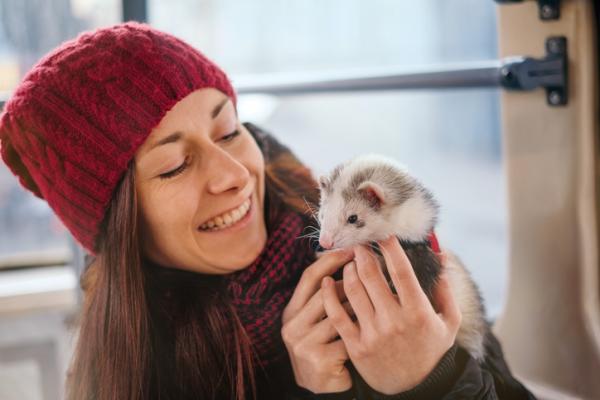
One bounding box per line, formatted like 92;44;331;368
122;0;147;22
495;0;560;21
499;36;568;106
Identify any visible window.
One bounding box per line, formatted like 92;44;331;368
149;0;506;317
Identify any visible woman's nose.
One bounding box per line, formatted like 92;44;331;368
205;149;250;194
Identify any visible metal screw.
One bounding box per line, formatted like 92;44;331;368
547;39;563;54
541;5;556;19
548;90;562;105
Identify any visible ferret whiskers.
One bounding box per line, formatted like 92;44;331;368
302;197;320;224
297;225;321;247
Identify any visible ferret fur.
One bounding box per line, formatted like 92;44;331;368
317;154;487;361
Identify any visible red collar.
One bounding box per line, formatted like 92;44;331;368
428;231;441;254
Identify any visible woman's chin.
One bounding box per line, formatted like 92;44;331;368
199;231;267;273
223;239;267;271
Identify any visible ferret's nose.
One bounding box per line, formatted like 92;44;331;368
319;234;334;249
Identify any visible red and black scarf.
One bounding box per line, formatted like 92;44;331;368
222;209;442;367
225;209;315;367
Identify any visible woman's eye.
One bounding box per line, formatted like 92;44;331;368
159;157;190;180
221;130;240;142
347;214;358;224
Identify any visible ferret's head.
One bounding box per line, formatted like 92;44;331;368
317;155;438;250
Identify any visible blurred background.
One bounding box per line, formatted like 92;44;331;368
0;1;502;399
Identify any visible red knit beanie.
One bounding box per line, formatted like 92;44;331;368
0;22;236;253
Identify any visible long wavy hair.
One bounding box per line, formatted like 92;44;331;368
66;124;320;400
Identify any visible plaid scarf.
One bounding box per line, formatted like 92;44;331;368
225;209;314;366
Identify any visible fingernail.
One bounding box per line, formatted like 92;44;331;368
345;261;356;274
322;276;333;288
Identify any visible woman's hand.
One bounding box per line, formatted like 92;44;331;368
281;249;355;394
321;236;462;395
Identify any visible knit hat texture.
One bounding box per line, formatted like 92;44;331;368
0;22;236;253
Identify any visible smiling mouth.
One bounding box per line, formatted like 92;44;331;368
199;197;251;231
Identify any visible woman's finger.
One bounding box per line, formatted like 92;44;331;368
321;276;359;344
305;316;340;343
284;249;353;321
353;245;399;316
342;261;375;329
285;280;346;338
342;301;356;319
432;271;462;332
307;300;357;344
378;235;429;308
322;339;350;363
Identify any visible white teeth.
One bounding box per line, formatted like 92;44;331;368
201;198;251;231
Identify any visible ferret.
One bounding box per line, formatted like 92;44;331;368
316;154;487;361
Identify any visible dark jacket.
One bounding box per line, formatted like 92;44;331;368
246;123;537;400
251;328;535;400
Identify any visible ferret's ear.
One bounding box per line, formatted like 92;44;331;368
358;181;386;210
318;176;330;192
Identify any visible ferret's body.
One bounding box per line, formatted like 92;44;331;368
317;154;487;361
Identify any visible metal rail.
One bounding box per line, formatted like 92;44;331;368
234;61;504;95
233;37;567;106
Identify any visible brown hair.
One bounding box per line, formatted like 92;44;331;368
67;127;319;400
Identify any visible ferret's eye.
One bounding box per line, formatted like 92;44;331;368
347;214;358;224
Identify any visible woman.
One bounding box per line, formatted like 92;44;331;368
0;22;535;399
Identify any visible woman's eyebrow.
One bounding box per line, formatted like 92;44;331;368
211;98;229;119
150;132;182;150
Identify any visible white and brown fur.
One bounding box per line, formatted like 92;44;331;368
316;154;487;361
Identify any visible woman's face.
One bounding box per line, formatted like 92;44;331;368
134;88;267;274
